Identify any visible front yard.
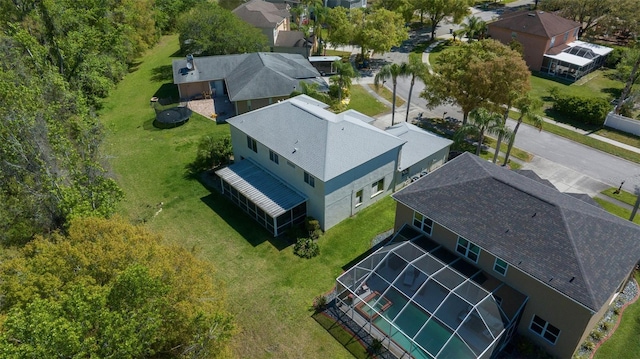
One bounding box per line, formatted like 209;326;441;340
100;34;397;358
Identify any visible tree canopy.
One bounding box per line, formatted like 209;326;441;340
178;2;269;56
421;39;530;125
326;8;408;57
0;216;235;358
415;0;471;40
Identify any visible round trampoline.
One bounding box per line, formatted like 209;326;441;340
154;106;192;129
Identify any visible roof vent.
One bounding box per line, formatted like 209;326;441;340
570;277;575;283
186;54;194;71
532;212;537;217
527;13;536;17
292;147;298;153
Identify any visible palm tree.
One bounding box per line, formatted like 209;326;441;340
312;6;328;55
405;57;428;123
330;60;357;102
503;96;544;166
374;62;409;126
455;108;504;156
461;16;487;42
291;81;331;103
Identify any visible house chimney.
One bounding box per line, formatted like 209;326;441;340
186;54;195;71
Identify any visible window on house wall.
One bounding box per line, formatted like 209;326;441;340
549;36;556;48
371;179;384;197
494;258;508;276
355;189;363;207
269;150;279;164
574;28;579;38
413;212;433;235
304;171;315;187
456;237;480;263
247;136;257;153
564;31;569;42
530;315;560;345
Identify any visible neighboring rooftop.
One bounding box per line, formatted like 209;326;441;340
393;152;640;311
385;122;453;171
232;0;289;28
227;95;406;181
489;10;581;38
172;53;326;102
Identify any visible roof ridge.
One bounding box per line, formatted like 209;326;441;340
558;207;599;310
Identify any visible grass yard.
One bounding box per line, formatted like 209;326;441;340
324;49;352;58
347;84;389;116
601;187;640;207
100;34;398;359
593;199;640;225
593;271;640;359
366;83;405;107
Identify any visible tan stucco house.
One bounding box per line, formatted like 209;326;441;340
215;95;451;235
335;153;640;358
171;52;327;115
488;10;612;82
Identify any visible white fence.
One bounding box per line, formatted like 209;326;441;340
604;112;640;136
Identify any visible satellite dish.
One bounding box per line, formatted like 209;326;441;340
186;62;193;70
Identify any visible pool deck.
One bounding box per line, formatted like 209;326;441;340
186;96;236;123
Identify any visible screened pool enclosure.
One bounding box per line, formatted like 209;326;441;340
335;226;528;359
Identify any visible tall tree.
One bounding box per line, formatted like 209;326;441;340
538;0;640;37
330;60;358;102
417;0;471;40
375;62;409;126
0;216;235;358
455;108;504;156
614;47;640;115
327;8;408;58
178;2;268;55
405;56;429;122
421;40;530;126
503;96;543;166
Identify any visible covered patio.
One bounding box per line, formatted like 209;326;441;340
335;225;528;359
215;159;307;236
541;40;613;82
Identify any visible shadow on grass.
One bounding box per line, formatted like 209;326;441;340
152;84;180;105
128;60;143;73
196;176;294;251
313;312;375;359
542;108;601;132
151;65;174;82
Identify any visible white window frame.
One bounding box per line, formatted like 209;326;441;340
529;315;560;345
456;237;480;263
371;179;384;197
413;211;433;236
269;150;279;164
493;257;508;276
304;171;315;187
355;189;363;207
549;36;556;48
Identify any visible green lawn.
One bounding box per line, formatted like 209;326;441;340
100;34;397;359
593;271;640;359
347;84;389;116
593;199;640;225
367;83;405;107
601;187;640;207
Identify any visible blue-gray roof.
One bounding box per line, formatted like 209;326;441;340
227;95;406;181
172;53;325;101
393;153;640;311
385;122;453;171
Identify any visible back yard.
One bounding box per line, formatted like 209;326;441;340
100;35;396;358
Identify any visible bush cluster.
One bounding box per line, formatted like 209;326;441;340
294;238;320;258
549;87;610;126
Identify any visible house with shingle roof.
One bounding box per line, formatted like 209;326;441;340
172;52;326;115
488;10;612;82
215;95;451;235
233;0;311;57
385;152;640;358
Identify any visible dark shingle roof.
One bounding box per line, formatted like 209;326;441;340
172;53;325;101
393;152;640;311
489;10;581;39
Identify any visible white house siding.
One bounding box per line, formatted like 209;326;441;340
323;149;400;229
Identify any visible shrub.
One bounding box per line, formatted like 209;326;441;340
590;330;604;341
550;91;610;126
305;217;323;239
294;238;320;258
614;307;621;315
582;341;596;351
370;338;383;355
190;135;232;173
312;295;328;312
600;321;611;331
